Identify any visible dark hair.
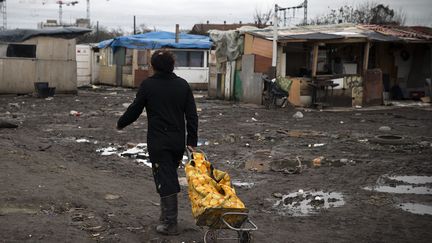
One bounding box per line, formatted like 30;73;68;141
151;50;175;73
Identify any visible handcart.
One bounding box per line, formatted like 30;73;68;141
185;149;258;243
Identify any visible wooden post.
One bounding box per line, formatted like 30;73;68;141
311;43;319;77
175;24;180;43
363;41;370;74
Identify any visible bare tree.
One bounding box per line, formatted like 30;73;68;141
136;24;152;34
310;1;406;26
253;8;273;28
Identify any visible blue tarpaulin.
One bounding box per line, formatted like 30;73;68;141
97;31;212;50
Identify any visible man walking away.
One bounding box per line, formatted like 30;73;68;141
117;50;198;235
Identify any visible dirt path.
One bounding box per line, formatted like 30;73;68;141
1;87;431;242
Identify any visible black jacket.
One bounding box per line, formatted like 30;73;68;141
117;72;198;161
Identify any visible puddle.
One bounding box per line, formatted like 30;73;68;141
398;203;432;216
364;175;432;195
364;185;432;195
273;191;345;216
388;176;432;185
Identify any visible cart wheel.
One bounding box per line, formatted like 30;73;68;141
238;231;253;243
204;229;218;243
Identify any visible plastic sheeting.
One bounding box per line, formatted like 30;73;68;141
209;29;244;63
0;27;91;42
97;31;212;50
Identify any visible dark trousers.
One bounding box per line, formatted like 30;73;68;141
150;150;183;197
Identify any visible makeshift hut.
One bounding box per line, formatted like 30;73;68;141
0;28;91;94
209;24;432;107
97;31;212;89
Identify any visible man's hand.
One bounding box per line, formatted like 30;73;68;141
187;145;196;152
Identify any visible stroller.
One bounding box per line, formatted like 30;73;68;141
185;150;258;243
262;75;289;109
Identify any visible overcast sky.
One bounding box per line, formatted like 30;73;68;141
7;0;432;32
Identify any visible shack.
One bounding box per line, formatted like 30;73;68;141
97;31;212;89
210;24;432;107
76;44;100;87
0;28;91;94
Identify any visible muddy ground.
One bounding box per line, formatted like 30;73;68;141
1;86;431;243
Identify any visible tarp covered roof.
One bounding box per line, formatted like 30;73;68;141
245;24;432;43
0;27;92;42
97;31;212;50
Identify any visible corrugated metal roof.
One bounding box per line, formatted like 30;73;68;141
245;24;432;43
359;25;432;41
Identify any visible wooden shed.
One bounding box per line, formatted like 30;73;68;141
0;28;91;94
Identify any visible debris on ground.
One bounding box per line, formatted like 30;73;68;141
0;119;18;129
292;111;304;119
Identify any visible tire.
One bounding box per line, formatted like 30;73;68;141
238;231;253;243
204;229;218;243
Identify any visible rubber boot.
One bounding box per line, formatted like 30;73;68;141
156;194;179;235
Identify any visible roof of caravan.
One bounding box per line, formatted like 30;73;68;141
0;27;91;42
97;31;212;50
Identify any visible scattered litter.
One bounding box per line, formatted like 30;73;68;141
313;156;324;167
197;139;210;146
273;190;345;216
358;139;368;143
69;110;82;117
308;143;325;148
272;192;283;198
232;180;255;189
105;194;120;200
45;97;53;101
92;85;100;89
136;159;151;168
251;117;258;122
196;108;202;112
122;103;131;108
8;103;20;109
339;121;344;124
96;147;118;156
355;105;362;109
292;111;304;119
339;158;355;165
75;99;80;102
398;203;432;216
76;138;90;143
378;126;391;131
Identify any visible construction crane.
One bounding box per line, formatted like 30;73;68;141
56;0;78;24
0;0;6;30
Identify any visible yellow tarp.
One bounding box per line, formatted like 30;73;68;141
185;152;245;222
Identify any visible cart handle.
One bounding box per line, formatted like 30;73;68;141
221;212;258;231
185;147;208;162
